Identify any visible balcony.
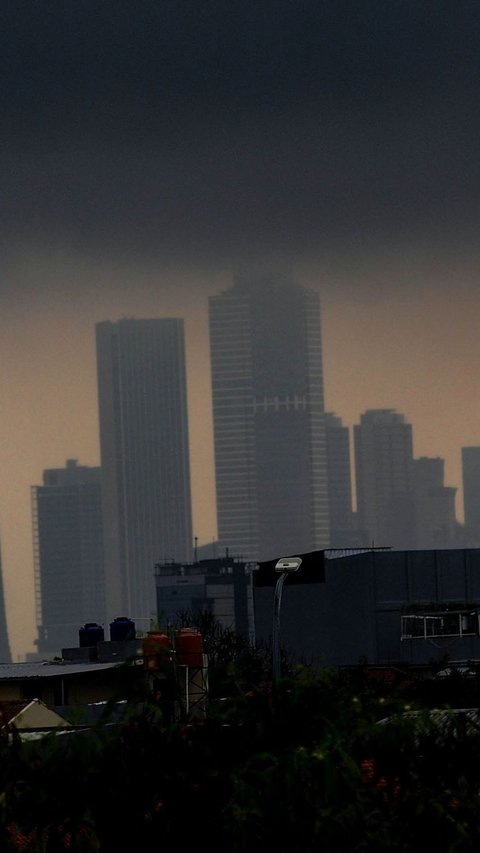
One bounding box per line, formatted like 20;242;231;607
401;608;480;641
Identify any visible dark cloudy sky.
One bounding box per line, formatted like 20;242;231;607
2;0;480;659
3;0;480;265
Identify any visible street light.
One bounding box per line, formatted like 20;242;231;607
272;556;302;683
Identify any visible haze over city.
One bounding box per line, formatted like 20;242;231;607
2;1;480;659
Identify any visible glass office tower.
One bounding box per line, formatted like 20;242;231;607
209;267;329;562
96;318;193;629
32;459;105;656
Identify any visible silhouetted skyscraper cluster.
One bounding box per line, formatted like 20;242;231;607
28;266;480;658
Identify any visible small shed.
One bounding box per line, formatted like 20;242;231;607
0;698;72;739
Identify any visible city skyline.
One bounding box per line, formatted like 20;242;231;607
0;277;477;661
2;2;480;658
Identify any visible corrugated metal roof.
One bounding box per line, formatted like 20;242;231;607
0;662;121;680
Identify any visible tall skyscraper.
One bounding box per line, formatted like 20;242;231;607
412;456;458;548
96;318;193;630
324;412;355;546
208;266;329;562
354;409;416;549
462;446;480;545
0;543;11;662
32;459;105;657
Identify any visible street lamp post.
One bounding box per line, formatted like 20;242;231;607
272;557;302;683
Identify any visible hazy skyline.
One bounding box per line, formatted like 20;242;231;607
2;1;480;658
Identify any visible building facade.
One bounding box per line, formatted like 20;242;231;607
208;267;330;562
32;459;105;658
155;556;255;641
462;447;480;545
96;318;193;631
412;456;458;548
0;543;11;663
324;412;356;546
354;409;416;549
253;548;480;667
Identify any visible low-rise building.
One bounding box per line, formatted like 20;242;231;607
253;548;480;667
155;556;255;641
0;660;129;706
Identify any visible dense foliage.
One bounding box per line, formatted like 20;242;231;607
3;622;480;851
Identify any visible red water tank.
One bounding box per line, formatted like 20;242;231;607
142;631;171;670
175;628;204;668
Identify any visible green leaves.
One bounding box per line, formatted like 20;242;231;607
2;626;480;849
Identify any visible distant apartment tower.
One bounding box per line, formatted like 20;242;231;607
412;457;457;548
208;266;330;562
354;409;415;549
324;412;355;546
462;447;480;545
96;319;193;630
32;459;105;657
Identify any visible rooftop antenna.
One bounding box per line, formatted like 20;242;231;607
194;536;198;563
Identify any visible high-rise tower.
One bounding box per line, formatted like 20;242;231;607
324;412;355;546
412;456;457;548
96;318;193;629
462;446;480;545
208;267;329;562
354;409;415;548
0;542;11;662
32;459;105;657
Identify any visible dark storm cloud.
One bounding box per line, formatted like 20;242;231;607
3;1;479;125
2;0;480;262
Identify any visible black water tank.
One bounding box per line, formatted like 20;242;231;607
109;616;136;642
79;622;105;647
